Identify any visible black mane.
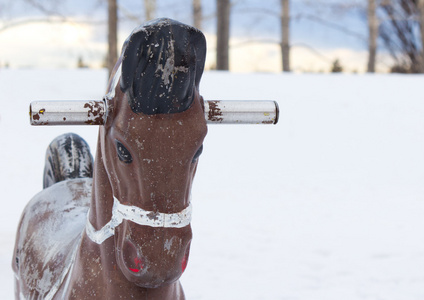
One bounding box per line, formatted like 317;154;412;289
120;18;207;115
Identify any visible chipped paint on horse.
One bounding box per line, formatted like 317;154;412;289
13;18;207;300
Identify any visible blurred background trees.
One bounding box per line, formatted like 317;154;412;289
1;0;424;74
379;0;424;73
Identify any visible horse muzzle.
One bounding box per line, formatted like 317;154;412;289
115;220;192;288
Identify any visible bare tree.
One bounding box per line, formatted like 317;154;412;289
107;0;118;78
367;0;378;72
193;0;202;29
379;0;422;73
216;0;231;70
418;0;424;71
144;0;156;21
281;0;290;72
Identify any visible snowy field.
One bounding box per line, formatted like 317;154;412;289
1;69;424;299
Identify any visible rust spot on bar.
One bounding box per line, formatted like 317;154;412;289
207;101;223;122
84;117;104;125
84;101;105;125
33;113;40;121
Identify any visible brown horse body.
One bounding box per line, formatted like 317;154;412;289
13;18;207;299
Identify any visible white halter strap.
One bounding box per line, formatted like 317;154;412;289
86;196;192;244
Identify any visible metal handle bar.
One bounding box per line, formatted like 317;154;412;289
29;100;279;125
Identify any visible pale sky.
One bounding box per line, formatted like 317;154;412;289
0;0;393;73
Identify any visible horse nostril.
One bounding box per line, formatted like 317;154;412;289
192;144;203;163
181;246;190;272
130;257;144;273
123;239;143;273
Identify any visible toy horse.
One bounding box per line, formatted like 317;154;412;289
14;18;279;300
13;18;207;299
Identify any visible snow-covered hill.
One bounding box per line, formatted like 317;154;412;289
1;69;423;299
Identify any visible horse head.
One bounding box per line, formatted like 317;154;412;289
89;18;207;288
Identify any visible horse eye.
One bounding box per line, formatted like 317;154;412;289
116;140;133;164
192;145;203;163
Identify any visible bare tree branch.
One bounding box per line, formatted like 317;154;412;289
379;0;422;72
234;6;281;18
291;42;334;63
299;14;367;42
24;0;63;16
118;4;142;24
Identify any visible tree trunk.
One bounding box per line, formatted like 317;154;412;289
281;0;290;72
418;0;424;72
107;0;118;79
367;0;378;73
144;0;156;21
193;0;202;30
216;0;230;70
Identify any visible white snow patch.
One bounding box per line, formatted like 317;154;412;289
1;70;424;300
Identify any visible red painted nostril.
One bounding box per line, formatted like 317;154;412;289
130;257;144;273
123;239;144;273
181;248;190;272
135;257;143;269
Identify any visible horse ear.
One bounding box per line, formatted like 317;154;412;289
119;18;207;115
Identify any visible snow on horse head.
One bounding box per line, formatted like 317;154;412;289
13;18;207;299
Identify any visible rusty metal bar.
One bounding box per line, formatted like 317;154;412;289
30;100;106;126
30;100;279;125
204;100;279;124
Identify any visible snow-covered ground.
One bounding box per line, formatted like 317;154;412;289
1;69;424;299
